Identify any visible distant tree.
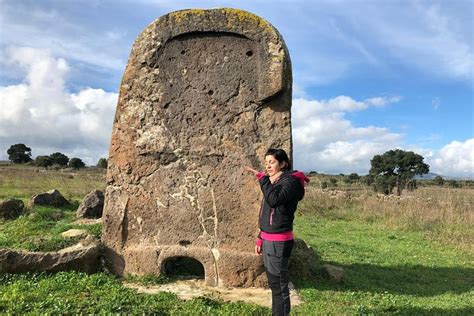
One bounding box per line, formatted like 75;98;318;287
36;155;53;168
434;175;445;186
362;174;374;186
7;143;32;164
369;149;429;195
97;158;108;169
329;177;337;187
69;157;85;169
348;173;360;182
448;180;461;188
49;152;69;167
344;173;360;184
373;176;395;195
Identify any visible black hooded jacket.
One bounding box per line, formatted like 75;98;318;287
258;170;305;233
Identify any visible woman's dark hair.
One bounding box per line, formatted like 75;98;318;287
265;148;291;171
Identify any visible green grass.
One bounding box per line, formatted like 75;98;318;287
1;166;473;314
293;215;474;315
0;205;101;252
0;272;268;314
0;165;105;201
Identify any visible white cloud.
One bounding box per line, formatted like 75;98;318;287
428;139;474;178
292;95;473;179
0;47;117;165
431;97;441;110
292;95;404;174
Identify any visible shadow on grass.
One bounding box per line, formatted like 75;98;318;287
60;200;81;212
364;306;474;316
293;247;474;297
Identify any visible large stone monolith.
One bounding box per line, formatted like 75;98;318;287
102;8;292;287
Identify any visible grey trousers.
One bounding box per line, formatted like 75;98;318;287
262;239;294;316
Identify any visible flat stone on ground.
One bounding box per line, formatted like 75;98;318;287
123;279;301;308
61;229;88;238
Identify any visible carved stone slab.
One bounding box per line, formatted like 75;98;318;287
102;8;292;287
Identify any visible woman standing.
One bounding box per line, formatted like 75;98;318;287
245;148;309;316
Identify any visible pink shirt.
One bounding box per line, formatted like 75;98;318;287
256;231;294;247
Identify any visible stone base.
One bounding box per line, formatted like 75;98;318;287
0;239;100;274
103;245;267;288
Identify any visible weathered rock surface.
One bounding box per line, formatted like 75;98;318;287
76;190;104;218
0;239;100;274
322;264;345;283
30;189;70;207
0;198;24;220
289;238;321;280
102;8;292;288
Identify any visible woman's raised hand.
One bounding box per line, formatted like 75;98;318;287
243;166;259;176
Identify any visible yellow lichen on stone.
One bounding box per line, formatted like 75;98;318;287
167;8;275;35
219;8;274;32
169;9;207;23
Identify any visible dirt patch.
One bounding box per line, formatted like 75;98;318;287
123;279;301;307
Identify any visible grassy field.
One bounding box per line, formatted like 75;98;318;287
0;165;473;314
0;165;105;251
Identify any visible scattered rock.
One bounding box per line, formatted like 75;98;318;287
0;198;25;220
61;229;88;239
0;240;100;274
30;189;70;207
76;190;104;218
322;264;345;283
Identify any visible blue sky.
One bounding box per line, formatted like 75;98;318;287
0;0;473;178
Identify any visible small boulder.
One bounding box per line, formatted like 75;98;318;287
61;229;88;239
76;190;104;218
0;198;25;220
289;238;321;280
30;190;70;207
322;264;345;283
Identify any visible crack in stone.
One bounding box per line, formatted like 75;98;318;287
120;196;130;248
210;187;221;286
224;80;241;104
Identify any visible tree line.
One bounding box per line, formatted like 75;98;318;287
6;143;108;170
310;149;431;196
7;143;442;195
